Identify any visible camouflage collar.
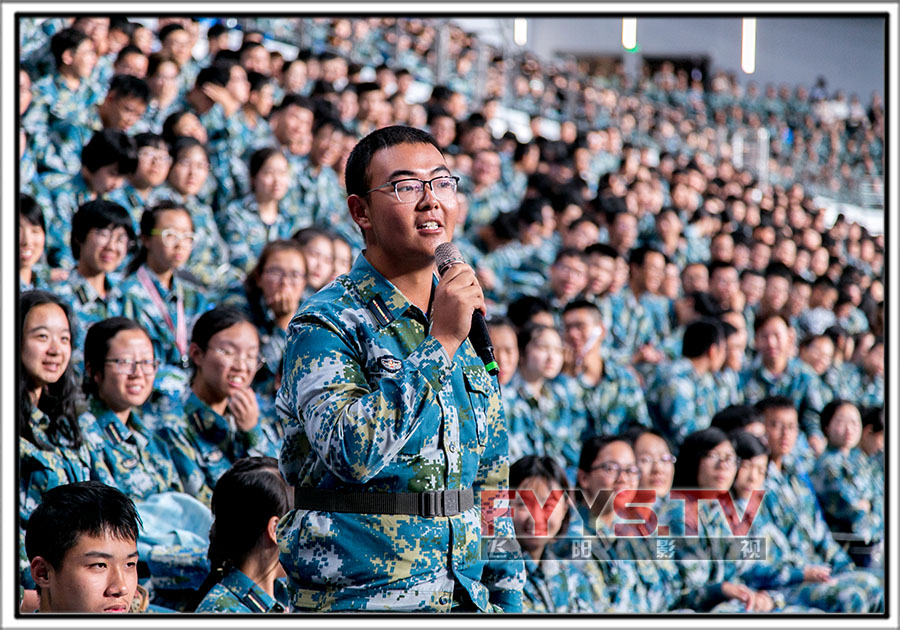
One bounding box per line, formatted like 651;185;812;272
345;253;437;325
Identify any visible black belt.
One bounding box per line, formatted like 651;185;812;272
293;487;474;517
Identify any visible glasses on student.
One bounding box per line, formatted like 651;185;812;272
105;358;160;375
590;462;641;478
138;148;173;165
91;227;134;249
210;346;265;371
365;176;459;203
637;454;677;468
150;229;196;247
261;267;306;284
703;452;739;468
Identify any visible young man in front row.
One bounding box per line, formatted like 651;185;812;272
25;480;143;613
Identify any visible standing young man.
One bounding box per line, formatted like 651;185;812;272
276;126;523;612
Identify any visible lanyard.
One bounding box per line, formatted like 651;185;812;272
137;266;188;364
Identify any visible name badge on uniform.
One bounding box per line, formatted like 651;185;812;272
121;457;139;470
378;356;402;373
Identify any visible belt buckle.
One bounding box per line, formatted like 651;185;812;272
443;489;459;516
420;490;439;517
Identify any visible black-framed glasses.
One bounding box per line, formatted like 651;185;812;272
365;176;459;203
702;452;740;468
590;462;641;478
105;358;160;375
210;346;266;372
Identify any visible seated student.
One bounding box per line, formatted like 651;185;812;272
157;306;279;505
854;337;884;410
190;457;292;613
710;404;768;445
79;317;182;497
644;318;726;452
659;428;806;612
44;73;150;177
220;239;307;408
330;232;354;280
51;200;134;369
859;406;884;481
562;299;651;437
294;226;335;300
19;193;51;292
19;291;113;527
627;427;676;508
812;400;884;569
35;129;137;270
511;455;608;613
25;481;145;613
504;322;586;477
730;431;882;612
121;201;210;397
756;395;881;607
109;132;172;227
219;147;298;274
154;136;240;290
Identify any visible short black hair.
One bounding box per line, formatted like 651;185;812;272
133;131;167;152
861;406;884;433
344;125;441;198
19;193;45;233
682;317;724;359
562;299;601;317
578;435;633;473
707;259;736;278
51;27;89;68
158;23;186;43
755;395;796;414
711;405;764;434
753;311;789;334
25;481;141;569
820;399;858;435
628;245;666;267
585;242;620;260
107;73;150;104
115;44;144;66
70;199;135;261
764;261;794;282
247;70;272;93
194;64;230;89
207;22;229;39
506;295;553;330
81;129;138;175
271;93;314;116
731;430;768;461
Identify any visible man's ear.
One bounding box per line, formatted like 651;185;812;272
188;342;203;366
30;557;52;590
347;195;371;233
266;515;280;545
61;49;74;68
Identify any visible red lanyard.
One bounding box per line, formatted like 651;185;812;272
137;266;188;363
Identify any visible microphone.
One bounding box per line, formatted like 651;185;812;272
434;242;500;376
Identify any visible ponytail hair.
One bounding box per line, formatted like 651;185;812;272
187;457;292;611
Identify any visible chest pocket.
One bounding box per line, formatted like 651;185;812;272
463;366;494;449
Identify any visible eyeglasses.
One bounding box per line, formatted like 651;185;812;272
365;175;459;204
261;267;306;284
105;358;160;375
174;159;209;171
209;346;265;371
636;454;677;468
590;462;641;478
150;229;196;247
702;452;740;468
138;148;173;165
91;227;134;249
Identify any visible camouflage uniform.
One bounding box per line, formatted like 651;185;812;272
29;74;101;170
34;170;98;269
108;181;167;231
79;396;183;500
195;568;289;613
218;194;300;274
577;362;652;439
50;270;125;370
274;253;524;612
503;372;587;478
156;389;279;506
520;547;607;613
812;446;884;549
644;358;719;452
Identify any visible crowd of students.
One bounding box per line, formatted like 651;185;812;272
17;15;883;614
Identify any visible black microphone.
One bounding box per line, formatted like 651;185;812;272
434;242;499;376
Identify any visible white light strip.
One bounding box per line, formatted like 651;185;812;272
741;17;757;74
622;17;637;50
514;18;528;46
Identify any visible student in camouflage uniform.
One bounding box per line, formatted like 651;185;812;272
50;200;134;369
18;194;52;293
644;318;726;452
157;307;279;506
561;299;651;438
108;132;171;229
121;201;211;397
504;322;587;477
78;317;182;499
812;400;884;569
275;126;524;612
25;481;141;613
757;396;883;609
192;458;291;613
511;455;609;613
730;431;882;611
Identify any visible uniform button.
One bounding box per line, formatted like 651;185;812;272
439;595;450;606
449;442;457;453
